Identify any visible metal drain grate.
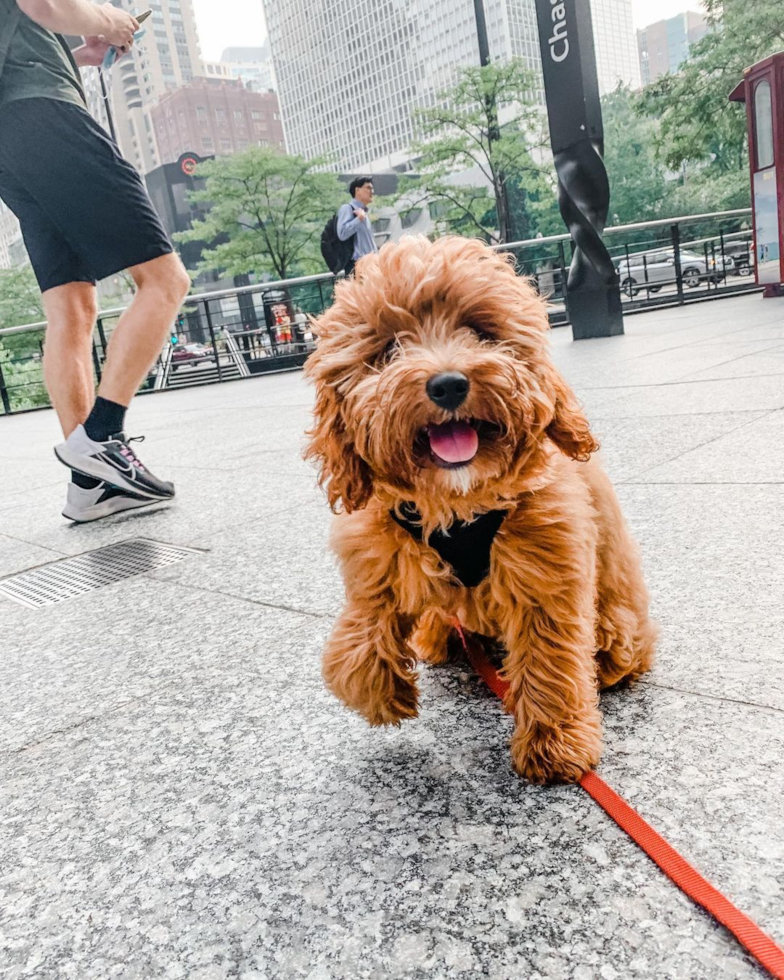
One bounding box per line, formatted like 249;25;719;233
0;539;201;608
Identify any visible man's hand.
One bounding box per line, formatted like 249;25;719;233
17;0;137;43
96;2;138;47
353;208;367;222
73;35;130;68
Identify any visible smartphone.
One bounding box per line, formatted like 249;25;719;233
136;9;152;24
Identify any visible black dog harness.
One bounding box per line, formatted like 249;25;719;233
391;503;507;588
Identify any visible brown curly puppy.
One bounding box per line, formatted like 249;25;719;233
305;236;656;784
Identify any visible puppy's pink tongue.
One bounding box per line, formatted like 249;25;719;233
428;420;479;464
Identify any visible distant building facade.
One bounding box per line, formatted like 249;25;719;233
637;11;709;86
221;43;276;92
0;200;26;269
82;0;204;172
150;78;284;164
265;0;642;172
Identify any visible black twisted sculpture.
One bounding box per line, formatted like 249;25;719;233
554;139;618;290
534;0;624;337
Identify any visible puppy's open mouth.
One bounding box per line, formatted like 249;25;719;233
419;419;487;469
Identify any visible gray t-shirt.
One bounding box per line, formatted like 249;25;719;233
0;0;85;109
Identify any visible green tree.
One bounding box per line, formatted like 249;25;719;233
0;342;49;412
176;148;346;280
638;0;783;177
0;267;48;411
385;60;558;244
0;267;43;334
669;167;752;216
602;86;671;224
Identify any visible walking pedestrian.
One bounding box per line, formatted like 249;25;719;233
0;0;191;522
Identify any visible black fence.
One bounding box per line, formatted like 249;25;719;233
494;208;757;322
0;272;337;415
0;209;759;416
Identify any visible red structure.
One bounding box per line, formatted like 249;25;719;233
151;78;285;166
730;53;784;297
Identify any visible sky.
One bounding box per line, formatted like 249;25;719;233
191;0;705;64
630;0;704;28
191;0;267;63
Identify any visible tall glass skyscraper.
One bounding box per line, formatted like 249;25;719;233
83;0;203;173
264;0;640;172
592;0;641;95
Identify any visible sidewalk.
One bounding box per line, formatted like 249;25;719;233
1;292;783;979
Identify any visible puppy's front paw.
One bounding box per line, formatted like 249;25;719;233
410;624;450;665
510;717;602;785
362;661;420;726
323;649;419;727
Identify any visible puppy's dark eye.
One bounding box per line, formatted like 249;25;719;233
376;338;398;364
468;323;494;342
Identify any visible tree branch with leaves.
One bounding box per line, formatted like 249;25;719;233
637;0;782;181
381;60;558;244
175;148;346;281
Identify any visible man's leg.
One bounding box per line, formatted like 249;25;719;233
40;278;175;523
97;252;190;407
42;252;189;439
41;282;99;438
54;252;190;500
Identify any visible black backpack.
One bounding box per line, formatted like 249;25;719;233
321;206;355;274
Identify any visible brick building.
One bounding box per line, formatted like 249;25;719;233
151;78;285;165
637;11;708;86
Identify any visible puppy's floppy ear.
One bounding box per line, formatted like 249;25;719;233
304;384;373;513
542;365;599;461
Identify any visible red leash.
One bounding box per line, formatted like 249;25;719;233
458;627;784;979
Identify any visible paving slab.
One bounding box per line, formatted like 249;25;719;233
592;411;769;482
626;407;784;484
0;629;780;980
0;574;313;754
0;533;63;579
149;498;342;618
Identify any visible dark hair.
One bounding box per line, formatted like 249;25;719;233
349;176;373;197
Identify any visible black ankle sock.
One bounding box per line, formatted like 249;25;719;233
72;470;101;490
84;397;127;442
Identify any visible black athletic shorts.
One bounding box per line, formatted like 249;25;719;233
0;98;174;293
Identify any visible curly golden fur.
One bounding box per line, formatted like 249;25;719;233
305;236;656;784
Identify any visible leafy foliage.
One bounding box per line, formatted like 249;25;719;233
381;61;559;244
637;0;783;175
0;267;43;333
0;267;48;411
176;148;346;281
602;87;670;224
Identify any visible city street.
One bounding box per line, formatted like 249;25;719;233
1;293;783;978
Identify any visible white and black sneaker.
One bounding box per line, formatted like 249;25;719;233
62;481;168;524
54;425;175;500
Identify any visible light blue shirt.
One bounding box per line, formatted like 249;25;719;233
337;199;378;261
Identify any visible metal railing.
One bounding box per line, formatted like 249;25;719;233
153;341;173;390
222;328;252;378
491;208;756;319
0;209;759;416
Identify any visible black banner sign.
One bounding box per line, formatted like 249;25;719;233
534;0;603;153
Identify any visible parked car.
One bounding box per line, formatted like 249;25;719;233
723;240;754;277
171;343;215;370
617;248;726;297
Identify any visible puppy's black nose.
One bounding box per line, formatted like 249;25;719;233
426;371;470;411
